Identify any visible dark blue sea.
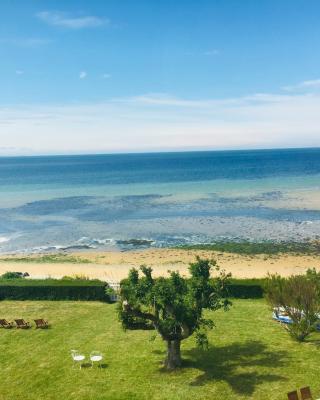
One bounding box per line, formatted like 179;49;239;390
0;148;320;253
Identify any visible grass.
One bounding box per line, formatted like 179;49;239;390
0;299;319;400
0;254;91;264
177;240;320;255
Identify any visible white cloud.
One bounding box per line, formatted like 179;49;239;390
15;70;24;75
1;88;320;155
36;11;108;29
282;79;320;92
203;49;219;56
79;71;87;79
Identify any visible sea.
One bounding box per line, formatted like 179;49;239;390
0;148;320;254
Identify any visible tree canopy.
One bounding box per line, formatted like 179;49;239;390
118;257;231;369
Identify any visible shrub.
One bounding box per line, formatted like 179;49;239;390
265;274;320;341
0;271;29;279
306;268;320;293
61;274;90;280
211;278;265;299
0;278;113;302
226;280;264;298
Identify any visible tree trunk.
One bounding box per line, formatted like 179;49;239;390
164;340;182;370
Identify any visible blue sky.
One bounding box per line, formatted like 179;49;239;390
1;0;320;154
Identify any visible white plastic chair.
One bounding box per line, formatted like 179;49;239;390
90;351;103;368
71;350;85;369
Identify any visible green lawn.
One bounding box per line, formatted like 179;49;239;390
0;299;319;400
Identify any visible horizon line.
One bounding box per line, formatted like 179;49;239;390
0;145;319;158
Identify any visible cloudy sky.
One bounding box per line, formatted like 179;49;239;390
1;0;320;155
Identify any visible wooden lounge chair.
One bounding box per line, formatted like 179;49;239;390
0;319;14;329
15;319;31;329
301;387;313;400
300;387;320;400
34;319;49;329
287;390;299;400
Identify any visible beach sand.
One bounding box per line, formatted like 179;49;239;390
0;248;319;281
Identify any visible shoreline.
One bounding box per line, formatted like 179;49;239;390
0;248;319;281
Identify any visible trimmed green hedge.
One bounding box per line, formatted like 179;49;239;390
0;279;111;301
0;278;105;287
226;279;266;299
0;277;265;301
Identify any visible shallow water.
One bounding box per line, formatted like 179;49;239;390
0;148;319;253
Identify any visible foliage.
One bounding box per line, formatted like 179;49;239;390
306;268;320;293
226;279;264;298
118;257;231;369
0;278;111;301
105;286;118;303
265;274;320;341
0;278;105;287
0;254;91;264
0;271;29;279
61;274;91;280
177;240;320;255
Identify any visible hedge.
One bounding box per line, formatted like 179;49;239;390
0;278;265;301
226;279;266;299
0;279;111;301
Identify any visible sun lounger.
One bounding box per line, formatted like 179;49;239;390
0;319;14;329
272;308;292;324
287;390;299;400
34;319;49;329
301;387;313;400
300;386;320;400
15;319;31;329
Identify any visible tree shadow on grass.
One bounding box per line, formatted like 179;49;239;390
80;362;108;369
183;340;288;397
305;334;320;347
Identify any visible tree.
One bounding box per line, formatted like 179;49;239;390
265;274;320;341
118;257;231;370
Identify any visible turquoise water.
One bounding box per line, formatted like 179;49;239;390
0;148;319;253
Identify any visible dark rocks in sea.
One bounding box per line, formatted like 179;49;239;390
116;239;154;247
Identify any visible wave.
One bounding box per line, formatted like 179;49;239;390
10;243;97;254
4;236;157;254
77;237;116;246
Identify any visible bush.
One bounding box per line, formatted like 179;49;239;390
306;268;320;293
265;274;320;341
215;278;266;299
0;276;264;300
226;280;264;298
0;271;29;279
0;278;113;302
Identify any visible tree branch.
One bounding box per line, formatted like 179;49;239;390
123;302;157;323
181;323;191;339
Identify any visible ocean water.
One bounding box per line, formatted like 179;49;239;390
0;148;320;253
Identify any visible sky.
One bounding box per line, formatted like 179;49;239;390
1;0;320;155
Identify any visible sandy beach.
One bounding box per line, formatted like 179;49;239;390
0;248;319;281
